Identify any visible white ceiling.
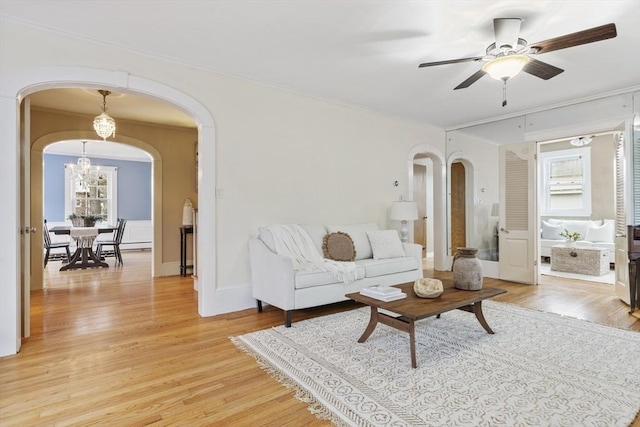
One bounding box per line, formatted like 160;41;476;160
1;0;639;130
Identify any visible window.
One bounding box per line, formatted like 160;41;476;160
539;147;591;217
65;165;118;225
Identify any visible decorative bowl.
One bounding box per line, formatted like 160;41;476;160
413;278;444;298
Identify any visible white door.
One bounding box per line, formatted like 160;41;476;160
499;142;536;284
20;98;32;341
614;132;631;303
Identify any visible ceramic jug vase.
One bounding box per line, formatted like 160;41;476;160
452;247;483;290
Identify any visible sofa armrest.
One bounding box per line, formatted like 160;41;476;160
403;242;424;278
249;238;296;310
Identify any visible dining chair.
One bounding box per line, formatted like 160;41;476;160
96;218;127;265
43;219;71;266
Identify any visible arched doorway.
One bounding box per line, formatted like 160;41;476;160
407;144;447;272
0;67;216;356
32;132;161;292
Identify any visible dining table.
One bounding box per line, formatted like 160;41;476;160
49;225;116;271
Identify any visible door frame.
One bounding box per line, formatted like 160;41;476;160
526;117;634;297
0;66;217;357
407;144;447;271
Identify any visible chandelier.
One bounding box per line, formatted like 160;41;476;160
93;90;116;140
77;140;91;172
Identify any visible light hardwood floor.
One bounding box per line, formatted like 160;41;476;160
1;251;638;426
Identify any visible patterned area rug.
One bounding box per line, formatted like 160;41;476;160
232;301;640;426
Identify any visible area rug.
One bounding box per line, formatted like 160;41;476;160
540;263;615;284
231;301;640;426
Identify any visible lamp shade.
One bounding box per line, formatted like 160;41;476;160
390;201;418;221
482;55;530;80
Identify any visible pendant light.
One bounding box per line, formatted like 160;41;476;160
93;90;116;140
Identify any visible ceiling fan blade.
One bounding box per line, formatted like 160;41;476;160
454;69;486;90
494;18;522;49
419;56;484;68
530;23;616;55
522;58;564;80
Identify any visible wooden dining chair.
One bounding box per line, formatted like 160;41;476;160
43;219;71;266
96;218;127;265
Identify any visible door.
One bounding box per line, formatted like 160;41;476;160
20;98;31;340
413;163;426;251
499;142;536;284
450;162;466;253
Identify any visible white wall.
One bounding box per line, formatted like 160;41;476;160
0;22;446;355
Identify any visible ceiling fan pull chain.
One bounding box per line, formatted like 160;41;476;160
502;79;508;107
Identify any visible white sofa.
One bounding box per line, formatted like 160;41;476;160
249;223;423;326
540;219;615;260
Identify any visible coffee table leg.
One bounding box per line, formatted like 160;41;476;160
358;306;379;343
409;319;417;369
473;301;495;334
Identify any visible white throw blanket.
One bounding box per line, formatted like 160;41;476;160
267;225;358;284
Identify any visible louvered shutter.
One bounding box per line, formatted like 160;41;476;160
616;133;626;234
505;151;528;231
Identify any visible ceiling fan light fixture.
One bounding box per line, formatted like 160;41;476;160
570;136;592;146
482;55;530;80
93;90;116;141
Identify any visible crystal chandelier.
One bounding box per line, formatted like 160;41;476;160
77;140;91;172
93;90;116;140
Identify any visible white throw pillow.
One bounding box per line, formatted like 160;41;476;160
541;221;563;240
366;230;406;260
585;221;614;243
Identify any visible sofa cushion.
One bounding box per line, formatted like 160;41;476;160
366;230;406;259
326;223;379;260
299;224;329;255
295;265;366;289
257;227;276;252
541;221;563;240
585;221;614;243
322;232;356;261
356;257;418;278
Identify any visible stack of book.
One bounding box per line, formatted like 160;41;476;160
360;285;407;302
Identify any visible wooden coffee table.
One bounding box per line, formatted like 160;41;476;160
346;280;506;368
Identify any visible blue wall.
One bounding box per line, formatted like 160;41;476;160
44;154;152;221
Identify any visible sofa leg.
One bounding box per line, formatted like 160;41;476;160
284;311;292;328
256;300;263;312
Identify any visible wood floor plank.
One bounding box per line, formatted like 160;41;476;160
1;251;638;426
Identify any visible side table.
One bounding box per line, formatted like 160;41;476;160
180;225;193;277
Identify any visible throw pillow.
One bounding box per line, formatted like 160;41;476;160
322;232;356;261
585;222;614;243
366;230;406;260
541;221;563;240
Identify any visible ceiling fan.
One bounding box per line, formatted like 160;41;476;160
418;19;617;106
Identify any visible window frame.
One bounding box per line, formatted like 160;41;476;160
539;147;592;217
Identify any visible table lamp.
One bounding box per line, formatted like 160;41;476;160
390;201;418;242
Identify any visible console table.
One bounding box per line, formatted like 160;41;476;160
551;245;609;276
180;225;193;277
